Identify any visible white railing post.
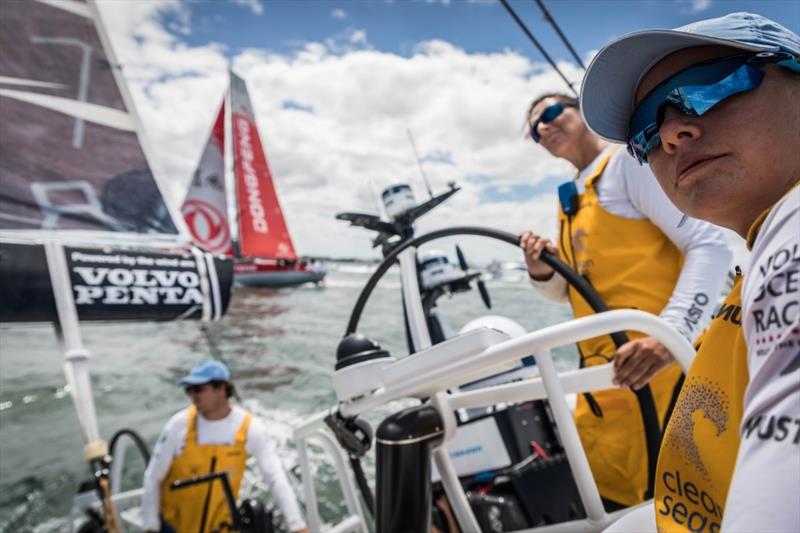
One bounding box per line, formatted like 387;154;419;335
535;349;606;524
297;438;321;531
44;241;104;457
312;431;368;533
397;247;431;352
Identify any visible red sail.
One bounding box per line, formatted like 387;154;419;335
230;72;297;260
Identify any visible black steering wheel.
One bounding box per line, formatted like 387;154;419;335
345;225;662;500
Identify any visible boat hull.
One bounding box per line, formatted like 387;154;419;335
234;260;326;288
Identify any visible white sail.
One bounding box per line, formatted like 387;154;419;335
181;101;235;256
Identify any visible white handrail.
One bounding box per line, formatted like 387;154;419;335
293;310;694;532
336;310;693;419
448;362;613;410
309;430;369;533
296;429;368;533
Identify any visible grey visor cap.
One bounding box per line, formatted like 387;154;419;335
580;30;766;143
580;12;800;143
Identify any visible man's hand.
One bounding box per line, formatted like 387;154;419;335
519;230;557;281
293;529;310;533
612;336;675;390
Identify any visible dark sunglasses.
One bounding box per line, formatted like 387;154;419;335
185;383;214;394
628;52;800;164
530;102;576;142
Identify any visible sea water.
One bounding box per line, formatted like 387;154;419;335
0;264;575;532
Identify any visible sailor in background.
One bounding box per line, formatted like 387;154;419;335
519;92;732;509
580;11;800;532
142;360;308;533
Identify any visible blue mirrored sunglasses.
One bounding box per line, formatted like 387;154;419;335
627;52;800;164
530;102;576;142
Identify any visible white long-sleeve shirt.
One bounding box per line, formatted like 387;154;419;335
531;145;732;343
723;186;800;531
141;405;306;532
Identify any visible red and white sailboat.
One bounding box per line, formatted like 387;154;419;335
181;71;326;287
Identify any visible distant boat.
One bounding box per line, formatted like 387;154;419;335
486;259;528;283
180;72;326;288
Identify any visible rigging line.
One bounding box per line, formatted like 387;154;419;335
198;323;244;402
534;0;586;71
406;129;434;199
498;0;578;97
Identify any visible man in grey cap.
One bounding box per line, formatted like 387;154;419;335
580;12;799;533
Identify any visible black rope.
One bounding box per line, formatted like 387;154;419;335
498;0;578;97
350;457;375;516
534;0;586;71
108;428;151;465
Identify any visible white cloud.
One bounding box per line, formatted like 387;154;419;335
331;9;347;20
321;27;373;54
678;0;712;15
349;29;367;45
231;0;264;16
97;1;584;259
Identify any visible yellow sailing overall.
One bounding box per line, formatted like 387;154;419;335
558;149;684;506
161;406;252;533
655;275;746;532
653;182;798;532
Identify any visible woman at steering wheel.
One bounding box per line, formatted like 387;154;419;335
520;92;732;510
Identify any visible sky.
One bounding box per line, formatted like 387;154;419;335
97;0;800;260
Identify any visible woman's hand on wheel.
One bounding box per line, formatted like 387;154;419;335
612;336;675;390
519;230;557;281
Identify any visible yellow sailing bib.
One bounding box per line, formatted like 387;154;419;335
557;149;684;506
655;276;747;533
160;406;252;533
